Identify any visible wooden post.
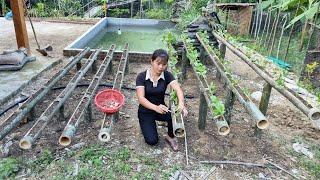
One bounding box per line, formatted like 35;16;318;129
259;83;272;115
1;0;5;16
256;83;272;138
219;43;226;59
125;57;129;75
225;9;229;30
107;60;113;74
27;108;36;122
224;89;235;125
198;92;208;130
181;48;187;82
11;0;30;55
59;105;65;121
76;62;82;71
84;103;92;122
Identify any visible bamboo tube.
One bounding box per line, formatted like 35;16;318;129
98;43;129;142
171;103;185;138
212;32;320;122
0;48;90;140
19;49;101;150
183;41;230;135
59;45;116;146
196;33;268;129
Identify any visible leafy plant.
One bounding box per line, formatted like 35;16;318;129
210;95;225;117
306;62;319;78
276;69;288;87
145;8;170;19
0;158;20;179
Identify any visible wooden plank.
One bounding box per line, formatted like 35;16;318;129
10;0;30;55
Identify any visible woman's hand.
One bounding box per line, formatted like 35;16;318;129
178;104;188;117
153;104;169;114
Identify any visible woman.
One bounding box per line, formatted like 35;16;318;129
136;49;188;151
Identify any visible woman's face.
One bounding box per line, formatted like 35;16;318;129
151;57;167;75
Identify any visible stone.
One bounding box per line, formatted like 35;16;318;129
251;91;262;101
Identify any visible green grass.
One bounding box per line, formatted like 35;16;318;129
2;144;184;179
0;158;20;179
288;137;320;178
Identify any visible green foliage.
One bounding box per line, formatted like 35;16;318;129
60;0;82;16
176;7;199;31
0;158;20;179
208;82;217;95
276;69;288;87
162;31;177;46
306;62;319;78
29;149;54;173
108;8;130;17
145;8;170;19
79;146;108;165
191;0;210;11
210;95;225;117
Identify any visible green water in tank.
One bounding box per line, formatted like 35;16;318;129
86;25;176;52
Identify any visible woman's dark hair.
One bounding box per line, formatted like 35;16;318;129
151;49;169;62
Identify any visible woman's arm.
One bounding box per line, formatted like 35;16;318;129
169;81;188;116
136;87;168;114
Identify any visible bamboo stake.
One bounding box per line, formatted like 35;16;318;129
276;14;288;58
306;2;320;50
200;160;266;168
284;3;300;61
259;10;269;45
264;9;273;47
269;9;281;55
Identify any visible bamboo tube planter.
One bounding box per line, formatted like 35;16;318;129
98;43;129;142
196;33;268;130
183;41;230;135
171;103;185;137
59;45;116;146
0;48;90;140
212;32;320;123
19;49;101;150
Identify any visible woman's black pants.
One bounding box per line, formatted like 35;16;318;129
138;110;174;145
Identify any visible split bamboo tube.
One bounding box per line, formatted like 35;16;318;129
183;41;230;135
98;43;129;142
59;45;116;146
0;48;90;141
212;31;320;123
171;103;185;137
196;33;268;129
19;49;101;149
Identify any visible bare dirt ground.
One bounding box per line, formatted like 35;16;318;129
1;20;320;179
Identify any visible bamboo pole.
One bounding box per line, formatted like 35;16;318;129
276;14;288;58
284;3;300;61
197;33;268;129
98;43;129;142
269;9;280;55
19;49;101;150
0;48;90;140
171;103;185;137
212;32;320;122
59;45;116;146
259;10;269;44
264;9;272;47
183;41;230;135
